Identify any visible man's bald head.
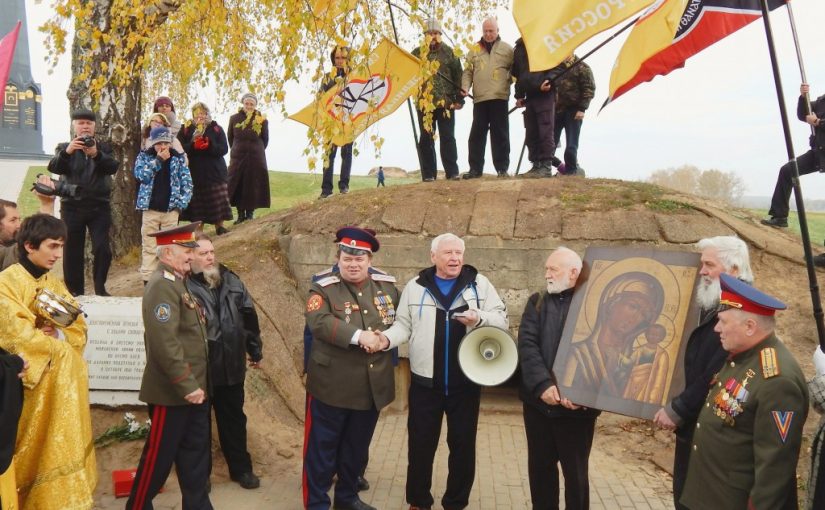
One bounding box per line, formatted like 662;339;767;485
545;247;582;294
482;18;499;42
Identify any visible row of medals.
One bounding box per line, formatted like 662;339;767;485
712;369;754;426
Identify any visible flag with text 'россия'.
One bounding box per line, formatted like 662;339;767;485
605;0;788;105
289;37;421;147
513;0;656;72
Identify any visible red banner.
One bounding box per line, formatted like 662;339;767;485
0;21;22;113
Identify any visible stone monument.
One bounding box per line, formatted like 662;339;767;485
1;0;45;158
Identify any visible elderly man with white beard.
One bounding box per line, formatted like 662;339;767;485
518;246;600;510
652;236;753;510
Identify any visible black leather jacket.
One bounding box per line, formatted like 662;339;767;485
47;140;119;207
187;265;263;387
802;94;825;161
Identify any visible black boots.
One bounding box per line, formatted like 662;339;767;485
234;209;255;225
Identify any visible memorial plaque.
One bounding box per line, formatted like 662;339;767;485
20;88;37;129
3;84;19;128
79;296;146;391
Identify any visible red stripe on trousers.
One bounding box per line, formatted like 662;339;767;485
133;405;167;509
302;395;313;509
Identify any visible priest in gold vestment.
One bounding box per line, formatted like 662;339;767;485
0;214;96;510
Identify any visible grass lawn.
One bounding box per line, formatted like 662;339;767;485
17;167;419;218
754;209;825;246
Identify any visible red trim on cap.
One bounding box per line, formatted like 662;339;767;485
155;231;197;247
339;237;372;252
720;290;776;316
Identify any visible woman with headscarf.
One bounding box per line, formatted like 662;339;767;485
178;102;232;235
227;93;270;224
561;272;664;397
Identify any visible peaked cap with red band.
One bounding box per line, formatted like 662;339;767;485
149;221;202;248
719;273;786;316
335;226;379;254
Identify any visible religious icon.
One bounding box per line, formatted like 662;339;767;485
553;247;701;420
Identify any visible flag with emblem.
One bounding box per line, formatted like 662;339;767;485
0;21;21;113
289;37;421;146
513;0;656;71
604;0;788;105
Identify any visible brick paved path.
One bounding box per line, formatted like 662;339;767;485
97;406;673;509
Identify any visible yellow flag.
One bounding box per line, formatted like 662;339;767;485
513;0;655;71
290;37;421;146
607;0;688;103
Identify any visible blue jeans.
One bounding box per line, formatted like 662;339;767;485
554;107;583;171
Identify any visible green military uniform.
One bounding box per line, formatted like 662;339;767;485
139;262;209;405
305;268;399;410
681;334;808;510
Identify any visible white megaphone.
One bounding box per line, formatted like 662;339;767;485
457;326;518;386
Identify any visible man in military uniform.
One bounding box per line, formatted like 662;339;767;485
681;274;808;510
127;222;212;510
303;227;399;510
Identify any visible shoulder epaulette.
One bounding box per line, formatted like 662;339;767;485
760;347;780;379
163;270;176;281
312;267;335;280
371;273;396;283
316;275;340;287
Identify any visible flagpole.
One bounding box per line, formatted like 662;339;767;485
386;0;423;171
759;0;825;350
785;1;814;134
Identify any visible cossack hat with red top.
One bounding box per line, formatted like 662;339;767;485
719;273;786;316
335;226;379;255
148;222;202;248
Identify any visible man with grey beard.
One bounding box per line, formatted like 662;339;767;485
187;233;262;490
652;236;753;510
518;247;599;510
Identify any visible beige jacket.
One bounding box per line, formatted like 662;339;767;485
461;38;514;103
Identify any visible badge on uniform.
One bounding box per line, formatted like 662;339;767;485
712;370;755;426
306;294;323;312
344;301;352;324
154;303;171;323
374;292;396;325
182;292;197;309
771;411;794;443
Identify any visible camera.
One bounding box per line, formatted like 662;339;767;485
80;135;96;148
31;176;81;199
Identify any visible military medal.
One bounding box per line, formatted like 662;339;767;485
344;301;352;324
182;292;196;309
374;291;396;325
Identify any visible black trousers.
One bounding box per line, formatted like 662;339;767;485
672;433;692;510
303;395;378;510
61;203;112;296
211;383;252;477
768;149;821;219
417;108;459;180
126;402;212;510
524;107;556;164
523;404;596;510
321;143;353;194
468;99;510;175
406;383;481;510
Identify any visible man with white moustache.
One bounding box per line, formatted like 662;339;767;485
652;236;753;510
518;247;599;510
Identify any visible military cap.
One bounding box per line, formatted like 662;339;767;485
70;108;97;121
149;222;202;248
719;273;786;316
335;226;379;255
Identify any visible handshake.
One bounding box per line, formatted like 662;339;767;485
358;330;389;354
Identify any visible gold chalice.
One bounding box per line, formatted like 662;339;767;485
34;288;83;328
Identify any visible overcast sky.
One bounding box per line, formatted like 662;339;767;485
22;0;825;199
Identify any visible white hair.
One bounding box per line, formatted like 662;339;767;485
553;246;582;272
697;236;753;283
431;233;465;253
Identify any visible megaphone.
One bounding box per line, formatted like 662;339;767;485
457;326;518;386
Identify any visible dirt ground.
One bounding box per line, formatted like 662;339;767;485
93;177;824;504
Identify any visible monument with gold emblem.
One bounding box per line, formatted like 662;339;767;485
1;0;46;158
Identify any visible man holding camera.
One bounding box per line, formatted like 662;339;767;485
47;108;119;296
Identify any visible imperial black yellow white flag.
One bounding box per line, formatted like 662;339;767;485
513;0;656;71
289;37;421;147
